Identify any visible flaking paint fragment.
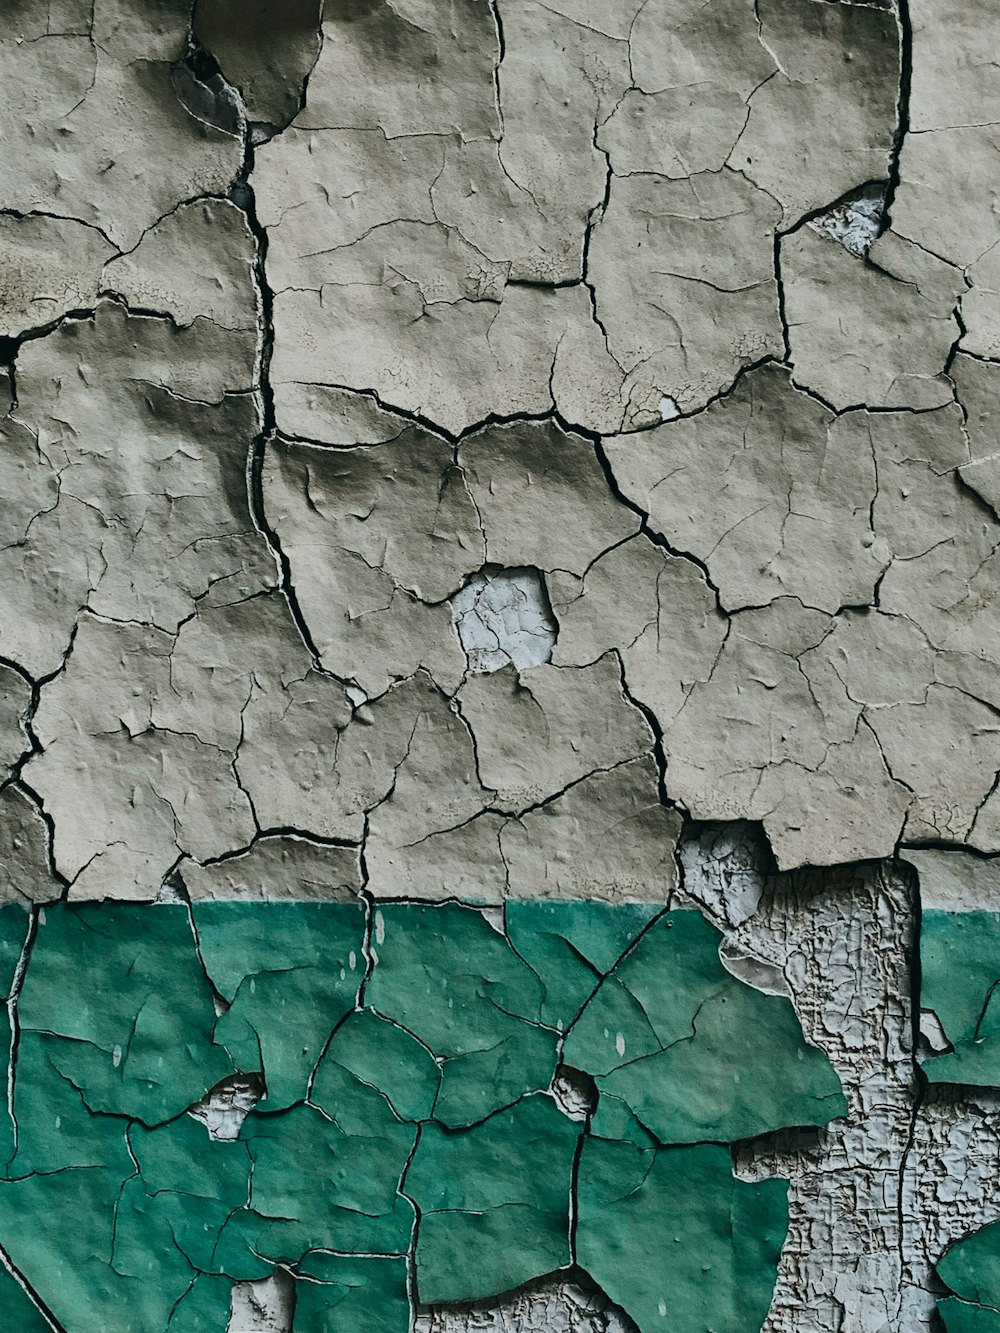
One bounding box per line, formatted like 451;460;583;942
193;0;322;130
578;1137;789;1333
783;227;962;410
406;1096;581;1305
936;1218;1000;1331
193;901;365;1110
564;909;846;1143
0;0;242;250
6;0;1000;1326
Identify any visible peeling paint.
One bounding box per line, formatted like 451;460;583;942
1;0;1000;1328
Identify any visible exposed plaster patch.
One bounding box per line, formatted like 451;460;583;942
808;183;886;256
417;1277;635;1333
228;1268;295;1333
452;567;557;674
189;1073;264;1141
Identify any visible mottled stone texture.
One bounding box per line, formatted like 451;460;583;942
2;0;1000;1329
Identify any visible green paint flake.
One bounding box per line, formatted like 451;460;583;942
193;901;366;1110
576;1136;788;1333
18;903;230;1124
938;1218;1000;1316
584;1089;659;1149
238;1104;415;1262
165;1275;235;1332
366;903;560;1125
406;1094;580;1303
921;910;1000;1086
0;1165;129;1333
207;1212;276;1285
505;900;661;1030
2;1113;244;1329
123;1115;252;1273
293;1254;410;1333
9;1033;135;1178
317;1009;441;1123
939;1298;1000;1333
110;1177;214;1325
564;909;846;1143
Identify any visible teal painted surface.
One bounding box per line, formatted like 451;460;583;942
921;910;1000;1332
921;910;1000;1087
0;902;845;1332
937;1218;1000;1333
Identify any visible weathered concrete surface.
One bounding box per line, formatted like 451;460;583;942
2;0;1000;1328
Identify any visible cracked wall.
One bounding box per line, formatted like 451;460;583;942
2;0;1000;1330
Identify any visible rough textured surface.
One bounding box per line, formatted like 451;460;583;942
3;0;1000;1329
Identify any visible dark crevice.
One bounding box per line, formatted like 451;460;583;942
881;0;912;235
894;855;926;1299
590;432;726;608
172;36;243;137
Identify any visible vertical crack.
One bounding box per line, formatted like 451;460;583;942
233;134;335;674
5;905;38;1156
881;0;912;233
895;856;926;1315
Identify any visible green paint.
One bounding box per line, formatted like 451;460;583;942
0;904;29;998
293;1254;410;1333
317;1009;440;1123
111;1177;219;1325
241;1104;415;1259
921;910;1000;1086
0;1264;50;1332
366;903;560;1125
919;911;1000;1332
505;900;661;1029
0;899;849;1328
939;1298;1000;1333
8;1033;134;1178
194;901;366;1109
407;1094;580;1302
564;910;847;1142
938;1218;1000;1314
18;903;229;1125
125;1115;251;1273
166;1276;235;1333
936;1217;1000;1331
577;1136;788;1333
0;1165;128;1333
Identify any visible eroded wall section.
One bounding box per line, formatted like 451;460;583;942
0;1;999;1330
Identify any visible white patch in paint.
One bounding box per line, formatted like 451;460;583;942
345;683;368;709
809;184;885;257
452;567;557;674
190;1075;263;1143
